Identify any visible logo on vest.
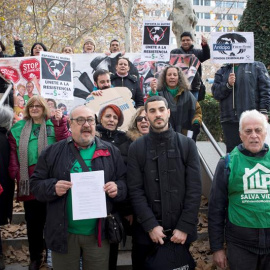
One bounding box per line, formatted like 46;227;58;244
241;163;270;202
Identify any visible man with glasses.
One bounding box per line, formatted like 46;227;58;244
30;105;127;270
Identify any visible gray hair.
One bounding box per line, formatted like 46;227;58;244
157;65;190;91
0;105;14;130
69;105;95;119
239;110;268;133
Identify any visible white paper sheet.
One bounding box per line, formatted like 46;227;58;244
187;130;193;138
70;170;107;220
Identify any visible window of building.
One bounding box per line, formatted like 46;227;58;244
216;1;222;7
204;26;211;32
193;0;199;5
204;13;210;19
196;25;200;31
216;14;222;20
238;14;242;20
227;14;232;20
204;0;210;6
238;2;245;8
155;10;161;16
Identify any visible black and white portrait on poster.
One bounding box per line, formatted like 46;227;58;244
210;32;254;64
40;51;73;100
141;21;172;62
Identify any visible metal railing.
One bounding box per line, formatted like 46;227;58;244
198;122;225;182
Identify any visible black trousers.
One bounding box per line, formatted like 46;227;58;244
221;122;242;153
227;241;270;270
0;234;2;255
24;199;46;262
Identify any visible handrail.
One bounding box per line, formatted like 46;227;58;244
201;122;225;157
198;150;213;180
0;83;13;107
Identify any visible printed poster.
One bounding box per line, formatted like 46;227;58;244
40;51;73;100
210;32;254;64
141;21;172;61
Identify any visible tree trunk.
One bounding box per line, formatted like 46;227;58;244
169;0;198;47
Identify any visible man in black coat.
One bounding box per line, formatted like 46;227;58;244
127;96;201;269
212;61;270;153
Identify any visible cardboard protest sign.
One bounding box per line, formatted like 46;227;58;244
141;21;172;61
210;32;254;64
40;52;73;100
85;87;136;131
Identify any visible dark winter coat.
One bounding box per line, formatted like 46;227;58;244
208;145;270;253
96;124;129;164
30;136;127;253
0;128;15;225
127;127;201;245
158;87;202;133
110;73;144;108
211;62;270;123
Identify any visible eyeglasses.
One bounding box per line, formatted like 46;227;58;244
70;117;95;125
29;105;43;109
136;116;148;122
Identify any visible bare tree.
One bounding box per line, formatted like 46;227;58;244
169;0;197;47
116;0;135;52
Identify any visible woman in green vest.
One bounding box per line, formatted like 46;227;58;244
8;95;69;270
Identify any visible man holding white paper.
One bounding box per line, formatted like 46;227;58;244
30;105;127;270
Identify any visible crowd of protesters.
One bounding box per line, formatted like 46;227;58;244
0;29;270;270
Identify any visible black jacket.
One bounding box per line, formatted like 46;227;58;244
208;145;270;252
171;44;210;76
211;62;270;123
96;124;129;164
110;73;144;108
0;128;15;225
30;137;127;253
127;127;201;245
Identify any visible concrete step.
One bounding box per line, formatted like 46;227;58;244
11;213;25;224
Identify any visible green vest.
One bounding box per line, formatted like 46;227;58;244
67;143;97;235
228;147;270;228
10;119;56;166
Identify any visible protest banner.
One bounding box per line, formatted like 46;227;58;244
85;87;136;131
0;53;199;116
40;52;73;100
210;32;254;64
141;21;172;62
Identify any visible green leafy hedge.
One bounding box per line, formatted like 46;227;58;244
238;0;270;72
198;93;224;142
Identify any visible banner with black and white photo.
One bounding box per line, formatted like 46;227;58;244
141;21;172;61
40;52;73;99
210;32;254;64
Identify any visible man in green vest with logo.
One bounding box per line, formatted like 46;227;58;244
208;109;270;270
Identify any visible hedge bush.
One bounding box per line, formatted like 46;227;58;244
198;93;224;142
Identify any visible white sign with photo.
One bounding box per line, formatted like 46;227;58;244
210;32;254;64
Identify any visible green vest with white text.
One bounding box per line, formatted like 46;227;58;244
228;147;270;228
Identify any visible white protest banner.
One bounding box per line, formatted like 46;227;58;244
40;51;73;100
141;21;172;62
210;32;254;64
85;87;136;131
